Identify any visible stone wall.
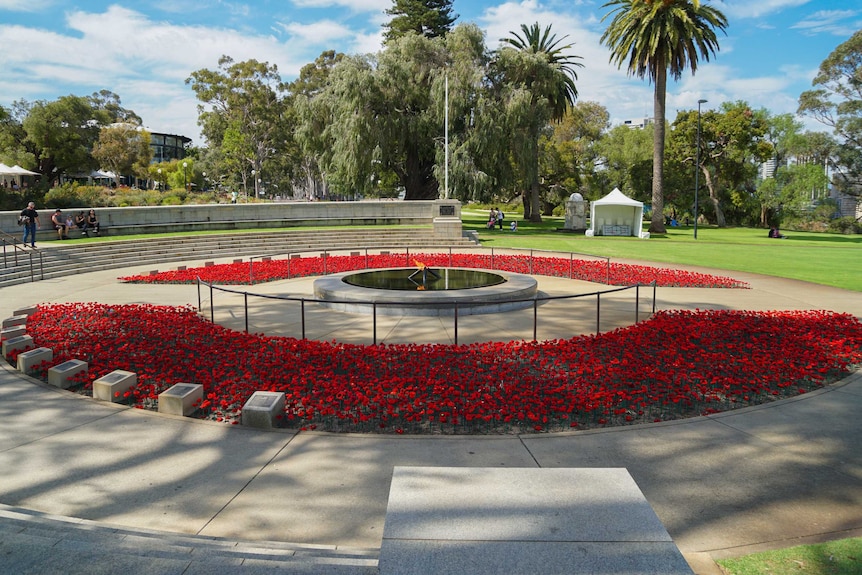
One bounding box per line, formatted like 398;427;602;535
1;200;463;240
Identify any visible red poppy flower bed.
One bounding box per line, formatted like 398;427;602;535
119;253;749;289
18;303;860;434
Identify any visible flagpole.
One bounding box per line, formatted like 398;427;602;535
444;73;449;199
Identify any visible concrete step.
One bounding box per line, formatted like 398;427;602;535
0;229;475;288
0;504;379;575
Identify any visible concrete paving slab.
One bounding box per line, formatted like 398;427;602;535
378;467;692;575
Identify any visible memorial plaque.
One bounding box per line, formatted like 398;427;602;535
6;336;26;344
439;205;455;216
102;372;124;383
249;394;277;408
164;384;196;396
56;360;78;371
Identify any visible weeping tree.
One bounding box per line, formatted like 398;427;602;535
497;23;582;222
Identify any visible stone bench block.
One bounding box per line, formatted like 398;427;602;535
2;335;33;358
2;315;28;329
1;325;26;341
93;370;138;402
12;305;37;317
47;359;88;389
158;382;204;416
17;347;53;374
241;391;285;429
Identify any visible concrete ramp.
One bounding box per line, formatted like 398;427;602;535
379;467;692;575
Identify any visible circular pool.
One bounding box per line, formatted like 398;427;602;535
313;268;539;316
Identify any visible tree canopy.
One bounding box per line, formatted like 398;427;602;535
384;0;457;43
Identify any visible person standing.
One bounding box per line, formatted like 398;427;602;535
496;208;504;230
19;201;40;248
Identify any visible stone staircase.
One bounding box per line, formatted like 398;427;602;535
0;504;378;574
0;228;476;288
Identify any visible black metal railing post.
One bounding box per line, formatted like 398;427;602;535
244;293;249;333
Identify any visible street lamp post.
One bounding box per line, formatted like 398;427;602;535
694;99;707;240
157;168;161;191
250;169;256;201
183;162;188;191
202;172;206;192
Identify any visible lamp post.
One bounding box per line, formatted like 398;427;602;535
202;172;206;191
693;99;707;240
250;169;256;201
183;162;188;191
157;168;161;191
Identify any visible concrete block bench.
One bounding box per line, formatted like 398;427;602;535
2;315;28;329
2;334;33;358
47;359;88;389
93;370;138;402
378;467;693;575
17;347;53;374
158;383;203;416
241;391;285;429
1;325;26;341
12;305;37;317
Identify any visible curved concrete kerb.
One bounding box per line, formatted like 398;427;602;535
313;268;539;317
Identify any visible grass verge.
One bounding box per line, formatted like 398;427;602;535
716;537;862;574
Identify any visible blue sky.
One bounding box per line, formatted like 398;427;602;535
0;0;858;145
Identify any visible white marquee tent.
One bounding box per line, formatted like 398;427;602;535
585;188;649;238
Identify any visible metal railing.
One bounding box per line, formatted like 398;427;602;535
195;248;655;345
1;229;43;282
246;246;612;285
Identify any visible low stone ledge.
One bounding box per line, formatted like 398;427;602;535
12;305;37;317
2;315;28;329
17;347;53;374
93;370;138;402
241;391;285;429
158;382;204;416
1;325;26;341
2;334;33;358
47;359;88;389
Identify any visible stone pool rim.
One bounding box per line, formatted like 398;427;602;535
313;267;539;317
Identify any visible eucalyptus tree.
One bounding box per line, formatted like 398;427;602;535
595;123;654;200
539;101;610;212
601;0;727;234
668;101;771;227
798;30;862;200
92;123;153;186
384;0;457;42
496;22;582;221
187;56;293;197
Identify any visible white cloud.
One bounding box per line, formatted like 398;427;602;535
289;0;389;11
0;0;52;10
276;19;355;44
791;10;862;36
714;0;811;20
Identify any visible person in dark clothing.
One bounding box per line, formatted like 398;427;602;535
19;201;40;248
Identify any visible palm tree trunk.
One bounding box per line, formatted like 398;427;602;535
649;66;668;234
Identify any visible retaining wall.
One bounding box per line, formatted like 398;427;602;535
1;200;463;240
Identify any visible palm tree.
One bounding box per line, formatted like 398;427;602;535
601;0;727;234
500;23;583;221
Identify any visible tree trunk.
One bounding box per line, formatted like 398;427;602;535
649;66;667;234
528;133;542;222
402;145;439;200
702;167;726;227
522;193;531;220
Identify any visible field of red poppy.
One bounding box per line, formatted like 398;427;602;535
119;252;750;288
15;254;861;434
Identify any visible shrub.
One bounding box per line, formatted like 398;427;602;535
828;216;862;234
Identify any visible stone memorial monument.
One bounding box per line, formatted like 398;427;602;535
564;192;588;231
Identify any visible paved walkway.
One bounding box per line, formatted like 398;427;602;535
1;256;861;574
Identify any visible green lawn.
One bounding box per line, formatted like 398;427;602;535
717;537;862;575
463;209;862;292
